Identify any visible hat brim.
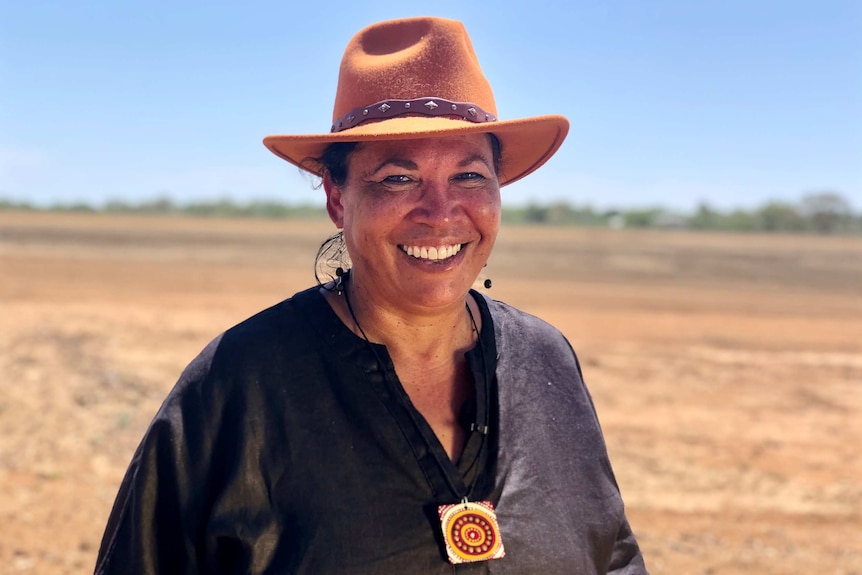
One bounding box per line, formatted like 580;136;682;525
263;114;569;187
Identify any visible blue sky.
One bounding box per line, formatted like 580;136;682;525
1;0;860;210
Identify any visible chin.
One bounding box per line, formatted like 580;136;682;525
404;277;476;307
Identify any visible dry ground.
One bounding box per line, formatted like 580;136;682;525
1;211;860;574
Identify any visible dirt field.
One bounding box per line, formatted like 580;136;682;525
1;211;860;574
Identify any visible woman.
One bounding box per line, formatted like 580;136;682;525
95;16;647;574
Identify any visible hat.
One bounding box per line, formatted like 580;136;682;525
263;16;569;186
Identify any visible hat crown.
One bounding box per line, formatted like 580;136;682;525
332;17;497;123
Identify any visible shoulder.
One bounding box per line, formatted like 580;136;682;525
478;294;577;360
170;286;326;401
475;293;588;395
215;286;321;359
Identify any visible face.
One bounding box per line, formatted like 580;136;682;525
324;134;501;313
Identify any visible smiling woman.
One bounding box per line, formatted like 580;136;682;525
325;136;501;322
94;16;647;575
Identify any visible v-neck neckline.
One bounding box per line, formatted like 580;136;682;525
297;287;497;501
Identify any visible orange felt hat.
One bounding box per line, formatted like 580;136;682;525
263;16;569;186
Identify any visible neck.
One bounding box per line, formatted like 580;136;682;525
329;270;483;462
335;271;479;360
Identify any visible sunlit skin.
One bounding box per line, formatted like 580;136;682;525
326;134;501;317
322;134;501;461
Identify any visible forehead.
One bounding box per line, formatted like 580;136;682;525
349;134;494;167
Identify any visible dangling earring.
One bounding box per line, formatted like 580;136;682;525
335;267;345;295
481;262;492;289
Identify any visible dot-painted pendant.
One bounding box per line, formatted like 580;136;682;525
438;500;505;564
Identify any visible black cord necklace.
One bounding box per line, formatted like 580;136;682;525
338;270;505;564
340;272;488;495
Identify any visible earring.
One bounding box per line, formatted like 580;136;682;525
484;278;492;289
335;267;345;295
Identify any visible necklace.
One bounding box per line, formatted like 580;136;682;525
339;272;505;564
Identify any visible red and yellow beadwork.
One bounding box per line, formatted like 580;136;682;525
438;500;505;564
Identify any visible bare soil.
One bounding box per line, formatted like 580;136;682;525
1;211;860;574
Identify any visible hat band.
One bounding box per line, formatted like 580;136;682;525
331;97;497;133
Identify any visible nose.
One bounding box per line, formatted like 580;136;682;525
411;180;462;225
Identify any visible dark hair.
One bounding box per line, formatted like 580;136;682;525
313;133;503;187
487;133;503;176
314;142;360;187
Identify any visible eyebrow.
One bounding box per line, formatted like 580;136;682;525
369;153;492;176
370;158;417;175
458;153;493;170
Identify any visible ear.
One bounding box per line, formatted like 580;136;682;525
323;173;345;228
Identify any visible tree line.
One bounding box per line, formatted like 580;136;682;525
505;191;859;234
1;191;858;235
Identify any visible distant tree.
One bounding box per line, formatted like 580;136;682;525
800;191;853;233
570;204;607;227
689;202;721;230
721;209;760;231
53;202;96;213
139;196;176;214
523;203;548;224
545;201;584;226
540;202;567;225
0;199;34;211
622;208;662;228
758;201;805;232
105;199;134;213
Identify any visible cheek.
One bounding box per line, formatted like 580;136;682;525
345;198;396;231
476;193;502;231
341;192;403;250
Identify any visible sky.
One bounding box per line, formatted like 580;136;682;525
1;0;860;211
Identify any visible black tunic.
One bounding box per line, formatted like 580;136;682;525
95;287;647;574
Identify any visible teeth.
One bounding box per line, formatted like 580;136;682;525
403;244;462;261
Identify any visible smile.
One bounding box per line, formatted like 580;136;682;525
401;243;463;261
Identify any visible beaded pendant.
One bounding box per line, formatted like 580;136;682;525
438;500;505;564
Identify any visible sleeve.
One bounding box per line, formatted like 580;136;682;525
608;515;649;574
94;339;224;575
488;297;650;573
575;355;650;574
570;340;650;574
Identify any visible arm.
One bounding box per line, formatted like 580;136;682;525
94;339;224;575
95;407;202;574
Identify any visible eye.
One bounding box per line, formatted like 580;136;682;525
367;173;419;193
452;172;489;186
381;174;414;184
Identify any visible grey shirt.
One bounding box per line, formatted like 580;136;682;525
95;287;647;574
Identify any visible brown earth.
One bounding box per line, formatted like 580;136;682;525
1;211;860;574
